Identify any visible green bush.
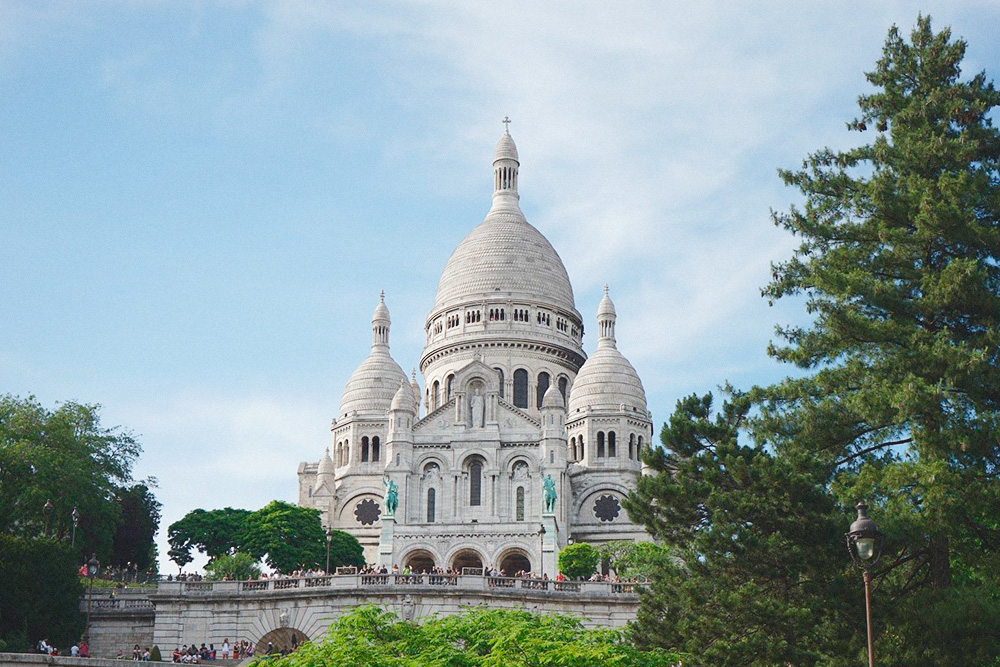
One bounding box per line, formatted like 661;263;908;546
557;542;600;580
150;646;162;662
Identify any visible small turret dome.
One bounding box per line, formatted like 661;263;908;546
494;128;519;162
541;384;565;410
317;448;335;476
391;380;416;413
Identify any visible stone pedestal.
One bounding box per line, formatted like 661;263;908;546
377;515;396;568
541;513;559;578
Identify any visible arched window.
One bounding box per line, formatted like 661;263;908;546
608;431;617;458
558;376;568;400
446;374;454;400
549;449;554;464
427;488;436;523
597;432;606;458
578;435;584;461
336;442;342;466
513;369;529;409
638;435;644;453
344;439;350;464
516;487;525;521
361;436;370;463
470;461;483;506
495;368;504;398
570;437;577;461
629;433;635;460
432;380;440;410
372;436;381;462
536;372;550;408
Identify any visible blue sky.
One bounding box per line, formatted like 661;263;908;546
3;1;999;573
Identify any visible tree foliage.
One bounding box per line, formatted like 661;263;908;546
205;551;261;581
0;534;84;651
0;395;144;561
167;507;252;568
110;482;162;571
262;605;680;667
557;542;600;580
241;501;327;572
325;528;366;570
627;17;1000;667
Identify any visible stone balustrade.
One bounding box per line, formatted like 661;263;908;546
153;574;638;597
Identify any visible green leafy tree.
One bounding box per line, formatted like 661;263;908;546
0;534;84;651
205;551;262;581
325;529;366;570
110;481;161;571
598;541;666;580
260;605;681;667
167;507;251;568
240;501;326;573
0;395;141;561
557;542;600;580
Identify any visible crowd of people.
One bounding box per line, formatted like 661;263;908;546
169;638;256;662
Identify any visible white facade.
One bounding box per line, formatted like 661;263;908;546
297;127;653;576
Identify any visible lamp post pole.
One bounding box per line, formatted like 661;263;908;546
71;507;80;547
43;499;53;537
85;554;100;642
325;527;333;574
846;502;883;667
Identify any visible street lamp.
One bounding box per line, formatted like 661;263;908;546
71;507;80;547
85;554;100;642
43;499;53;537
846;502;883;667
325;527;333;574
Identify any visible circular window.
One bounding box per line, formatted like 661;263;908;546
593;495;621;522
355;499;382;525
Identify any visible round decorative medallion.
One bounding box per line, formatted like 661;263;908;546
593;495;621;522
355;499;382;525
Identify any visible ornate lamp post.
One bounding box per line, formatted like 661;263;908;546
43;499;53;537
71;507;80;547
85;554;100;641
325;527;333;574
846;502;883;667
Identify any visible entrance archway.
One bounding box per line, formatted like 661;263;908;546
257;628;308;654
498;549;532;576
404;549;436;574
450;549;484;574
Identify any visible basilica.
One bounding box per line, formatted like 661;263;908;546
297;125;652;577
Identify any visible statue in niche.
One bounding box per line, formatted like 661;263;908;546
543;474;557;513
383;477;399;516
469;387;485;428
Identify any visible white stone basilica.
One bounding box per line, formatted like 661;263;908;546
297;125;652;578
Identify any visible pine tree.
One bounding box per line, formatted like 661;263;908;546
629;17;1000;667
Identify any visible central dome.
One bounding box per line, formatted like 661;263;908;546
432;212;576;314
432;129;576;316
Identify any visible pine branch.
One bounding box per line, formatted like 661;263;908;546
834;437;913;467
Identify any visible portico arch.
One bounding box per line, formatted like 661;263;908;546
498;548;532;576
404;549;436;574
257;627;308;653
450;549;485;574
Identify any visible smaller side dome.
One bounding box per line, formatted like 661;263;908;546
494;131;519;162
541;384;565;410
391;380;416;413
340;293;408;416
597;284;616;318
317;447;335;476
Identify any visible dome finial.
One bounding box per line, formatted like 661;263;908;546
380;289;385;302
371;292;391;346
597;285;617;347
502;116;511;135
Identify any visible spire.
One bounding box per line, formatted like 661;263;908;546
410;368;422;411
491;117;520;212
372;291;391;348
597;284;617;348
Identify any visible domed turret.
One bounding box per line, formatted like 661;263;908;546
410;369;421;413
339;293;408;417
391;379;416;414
541;383;565;410
568;287;647;415
317;447;335;476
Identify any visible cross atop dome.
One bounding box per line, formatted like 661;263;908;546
502;116;511;134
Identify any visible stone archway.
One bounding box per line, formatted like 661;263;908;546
404;549;436;574
450;549;484;574
498;549;532;576
257;627;308;654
